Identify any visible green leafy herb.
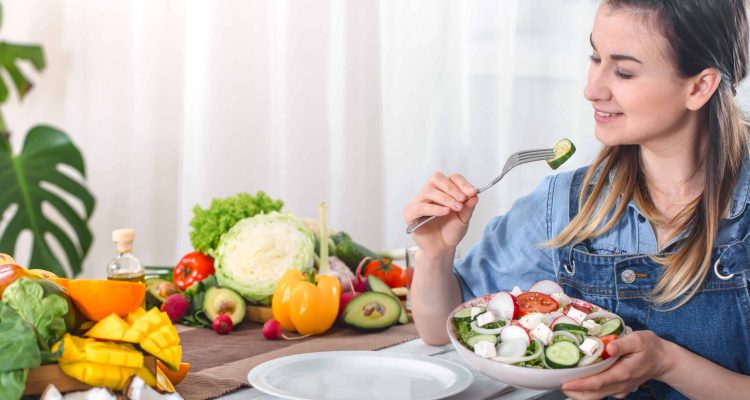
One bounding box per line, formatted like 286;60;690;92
0;369;28;400
189;191;284;255
0;302;40;400
0;302;39;371
181;275;218;328
482;321;506;329
3;278;68;361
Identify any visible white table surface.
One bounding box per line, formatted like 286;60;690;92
218;338;565;400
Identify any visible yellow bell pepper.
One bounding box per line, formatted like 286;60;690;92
272;269;341;335
52;333;156;390
85;308;182;371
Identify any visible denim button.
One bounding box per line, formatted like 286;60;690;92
621;269;636;283
637;214;646;223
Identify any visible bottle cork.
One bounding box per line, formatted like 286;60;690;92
112;228;135;253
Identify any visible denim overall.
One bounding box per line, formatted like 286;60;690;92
557;168;750;399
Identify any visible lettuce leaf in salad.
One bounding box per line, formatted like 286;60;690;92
455;319;478;346
514;341;543;368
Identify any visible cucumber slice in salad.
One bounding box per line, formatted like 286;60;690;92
453;306;485;323
552;323;588;334
547;138;576;170
466;334;498;349
544;340;582;369
598;318;624;336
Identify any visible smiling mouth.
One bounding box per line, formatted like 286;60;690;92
594;110;623;122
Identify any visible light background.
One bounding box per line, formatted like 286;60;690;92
2;0;749;277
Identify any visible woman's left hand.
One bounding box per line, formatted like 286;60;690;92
561;330;673;399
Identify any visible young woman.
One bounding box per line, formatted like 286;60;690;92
404;1;750;398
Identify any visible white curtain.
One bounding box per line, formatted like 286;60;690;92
5;0;743;278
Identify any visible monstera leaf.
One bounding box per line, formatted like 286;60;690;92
0;126;95;277
0;4;46;105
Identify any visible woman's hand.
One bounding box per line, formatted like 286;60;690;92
403;172;478;258
561;331;673;399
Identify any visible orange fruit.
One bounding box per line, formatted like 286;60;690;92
157;360;190;385
66;279;145;321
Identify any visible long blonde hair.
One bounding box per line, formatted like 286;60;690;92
550;0;750;308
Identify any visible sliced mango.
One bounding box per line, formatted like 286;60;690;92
129;308;181;370
84;308;182;371
86;313;143;343
53;333;152;390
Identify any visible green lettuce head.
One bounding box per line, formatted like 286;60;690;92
215;212;315;305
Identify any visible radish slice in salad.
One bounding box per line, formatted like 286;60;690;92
497;338;528;358
550;315;578;328
470;321;504;335
500;325;530;346
488;291;519;320
527;280;564;295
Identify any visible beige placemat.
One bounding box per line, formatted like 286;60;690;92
177;323;419;400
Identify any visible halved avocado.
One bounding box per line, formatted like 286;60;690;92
342;291;401;332
145;278;179;309
365;275;409;324
204;286;246;326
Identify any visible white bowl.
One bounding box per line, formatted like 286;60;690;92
446;293;621;390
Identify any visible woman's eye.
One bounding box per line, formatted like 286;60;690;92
589;54;601;64
616;70;633;79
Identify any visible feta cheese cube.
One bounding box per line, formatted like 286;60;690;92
476;311;497;327
566;307;588;324
582;319;601;335
519;312;545;330
531;323;554;345
470;306;484;319
579;338;599;356
510;286;523;297
473;340;497;358
551;292;570;306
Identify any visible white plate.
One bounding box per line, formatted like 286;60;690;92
247;350;474;400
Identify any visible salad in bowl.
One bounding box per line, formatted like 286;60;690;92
447;280;630;390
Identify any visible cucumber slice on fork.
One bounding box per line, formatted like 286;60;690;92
547;138;576;170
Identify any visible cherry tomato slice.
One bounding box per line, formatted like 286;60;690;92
515;292;560;316
599;334;620;359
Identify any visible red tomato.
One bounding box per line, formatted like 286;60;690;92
564;302;593;315
363;259;409;288
599;334;619;359
515;292;559;316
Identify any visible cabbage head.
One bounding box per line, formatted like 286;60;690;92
215;212;315;304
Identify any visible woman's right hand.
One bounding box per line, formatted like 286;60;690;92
403;172;479;259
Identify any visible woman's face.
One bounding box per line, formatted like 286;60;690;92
585;6;694;148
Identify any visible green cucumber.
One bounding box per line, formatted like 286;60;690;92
453;306;485;323
598;318;624;336
544;340;582;369
547;138;576;170
466;334;498;349
552;323;588;334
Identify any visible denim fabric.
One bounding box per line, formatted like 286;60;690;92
453;160;750;399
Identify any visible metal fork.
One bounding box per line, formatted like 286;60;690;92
405;148;556;234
